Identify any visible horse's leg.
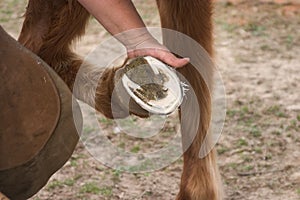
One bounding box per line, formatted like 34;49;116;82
156;1;223;199
18;0;90;94
18;0;132;118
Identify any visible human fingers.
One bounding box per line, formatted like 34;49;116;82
127;48;189;68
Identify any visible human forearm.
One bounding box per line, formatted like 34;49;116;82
77;0;145;35
77;0;189;68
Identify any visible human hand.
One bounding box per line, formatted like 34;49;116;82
126;37;189;68
116;28;190;68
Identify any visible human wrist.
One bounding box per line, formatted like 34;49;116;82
114;27;155;51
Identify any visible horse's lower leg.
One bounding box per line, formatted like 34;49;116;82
156;0;223;199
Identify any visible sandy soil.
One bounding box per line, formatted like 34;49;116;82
1;0;299;199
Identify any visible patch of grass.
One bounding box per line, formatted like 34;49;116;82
226;109;237;118
118;159;155;173
143;172;150;176
249;126;262;137
75;194;86;200
265;105;287;118
98;117;113;126
271;130;281;136
260;44;272;51
70;154;85;167
286;35;294;48
287;120;299;131
80;182;101;194
111;169;122;182
217;146;230;155
235;106;262;128
254;147;262;154
276;111;288;118
265;105;280;114
242;155;253;162
74;174;83;181
228;162;238;169
244;22;266;36
243;165;254;171
0;18;9;23
130;145;140;153
64;178;75;187
70;156;78;167
161;130;175;138
47;180;63;190
237;138;248;147
83;125;95;134
99;186;113;197
118;142;125;149
237;105;250;119
280;123;284;129
242;118;255;127
176;157;184;164
70;159;77;167
228;104;261;131
264;105;289;118
297;188;300;195
234;99;244;106
241;105;249;114
223;23;237;32
117;117;136;127
144;191;153;196
216;19;237;32
112;169;121;177
297;115;300;122
264;154;272;160
2;10;13;15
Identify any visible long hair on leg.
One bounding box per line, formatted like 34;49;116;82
18;0;125;118
156;0;223;199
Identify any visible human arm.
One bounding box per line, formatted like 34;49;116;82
77;0;189;68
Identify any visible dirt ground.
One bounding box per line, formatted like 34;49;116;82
1;0;300;199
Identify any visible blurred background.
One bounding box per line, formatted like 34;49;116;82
1;0;299;199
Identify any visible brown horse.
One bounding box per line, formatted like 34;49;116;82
17;0;223;199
